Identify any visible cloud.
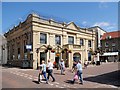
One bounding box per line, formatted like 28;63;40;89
93;22;110;27
18;18;23;21
81;21;90;27
82;21;87;25
106;26;115;29
99;1;108;9
92;22;117;31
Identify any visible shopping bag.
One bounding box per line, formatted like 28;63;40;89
40;75;42;80
74;74;78;80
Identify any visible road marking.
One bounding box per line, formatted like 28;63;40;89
24;74;29;76
24;75;28;77
59;86;64;88
49;83;54;86
55;85;59;87
20;74;23;76
28;77;33;80
29;75;33;77
9;70;74;88
16;73;20;75
63;84;66;86
66;85;70;87
54;82;59;84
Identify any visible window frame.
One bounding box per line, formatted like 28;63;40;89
88;40;92;47
55;35;61;45
40;33;47;44
68;36;74;44
80;38;84;46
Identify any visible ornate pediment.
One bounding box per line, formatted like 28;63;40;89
66;22;78;30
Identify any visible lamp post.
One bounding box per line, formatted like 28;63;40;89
46;45;52;59
36;48;39;69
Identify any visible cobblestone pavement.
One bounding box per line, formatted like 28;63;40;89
2;62;119;88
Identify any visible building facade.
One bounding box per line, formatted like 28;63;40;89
88;26;106;62
88;26;106;49
4;13;96;69
101;31;120;62
0;34;7;64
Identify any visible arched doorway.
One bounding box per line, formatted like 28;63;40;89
40;52;47;64
73;53;81;62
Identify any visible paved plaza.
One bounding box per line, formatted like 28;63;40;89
1;62;120;89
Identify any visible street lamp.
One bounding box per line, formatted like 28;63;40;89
46;45;52;59
36;48;39;69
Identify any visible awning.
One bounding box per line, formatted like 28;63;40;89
101;52;119;56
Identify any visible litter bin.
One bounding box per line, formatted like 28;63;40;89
96;61;100;65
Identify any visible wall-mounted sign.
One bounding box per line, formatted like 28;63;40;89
26;45;32;50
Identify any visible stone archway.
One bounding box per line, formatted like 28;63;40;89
73;52;81;62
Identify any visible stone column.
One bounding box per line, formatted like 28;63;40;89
85;39;88;61
62;32;67;45
32;31;38;69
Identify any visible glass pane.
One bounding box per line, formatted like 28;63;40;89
40;33;47;44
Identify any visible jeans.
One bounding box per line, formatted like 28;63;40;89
61;67;65;74
47;69;55;81
42;71;48;82
77;70;83;83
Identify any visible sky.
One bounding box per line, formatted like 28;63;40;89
2;2;118;34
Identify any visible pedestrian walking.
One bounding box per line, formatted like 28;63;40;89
84;60;88;69
72;60;83;85
41;60;48;84
72;65;78;82
59;59;65;75
38;65;43;83
72;61;77;73
47;59;55;82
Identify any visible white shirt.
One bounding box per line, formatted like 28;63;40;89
47;62;53;70
59;61;65;68
41;63;46;72
76;63;82;71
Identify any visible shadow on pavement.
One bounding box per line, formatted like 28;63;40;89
84;70;120;87
64;80;73;84
32;80;40;84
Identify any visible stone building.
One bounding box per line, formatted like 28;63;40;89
101;31;120;62
88;26;106;62
88;26;106;49
0;34;7;64
4;13;96;69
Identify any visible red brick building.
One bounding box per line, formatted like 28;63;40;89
100;31;120;62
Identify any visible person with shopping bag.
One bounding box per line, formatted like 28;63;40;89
41;60;48;84
72;60;83;85
38;65;43;83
